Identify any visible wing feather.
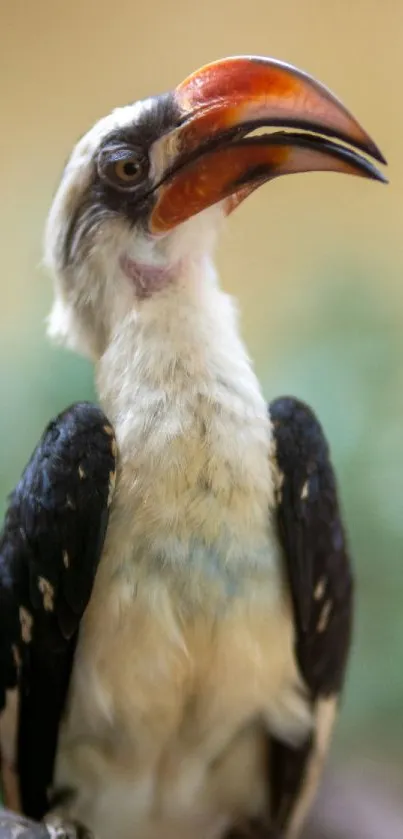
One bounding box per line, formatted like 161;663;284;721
268;396;354;837
0;402;117;820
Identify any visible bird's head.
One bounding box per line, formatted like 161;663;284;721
45;55;386;359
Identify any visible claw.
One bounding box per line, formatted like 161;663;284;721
45;816;93;839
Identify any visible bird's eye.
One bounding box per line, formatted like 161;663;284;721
98;148;148;191
114;158;144;183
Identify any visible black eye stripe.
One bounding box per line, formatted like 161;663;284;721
62;187;113;269
59;92;183;262
62;199;86;269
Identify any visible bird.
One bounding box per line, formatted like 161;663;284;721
0;55;386;839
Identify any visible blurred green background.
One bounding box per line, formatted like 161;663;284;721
1;0;402;820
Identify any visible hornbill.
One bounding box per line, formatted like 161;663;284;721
0;56;386;839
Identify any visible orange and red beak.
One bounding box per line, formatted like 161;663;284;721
149;55;386;234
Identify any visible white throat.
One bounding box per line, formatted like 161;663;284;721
95;256;277;585
96;256;267;450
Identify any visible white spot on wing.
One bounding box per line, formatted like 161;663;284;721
19;607;33;643
78;465;86;479
12;645;21;670
286;695;338;839
63;550;70;569
317;600;332;633
38;576;55;612
314;577;326;600
300;480;309;500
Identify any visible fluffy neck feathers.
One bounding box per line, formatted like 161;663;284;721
95;257;277;586
96;257;267;452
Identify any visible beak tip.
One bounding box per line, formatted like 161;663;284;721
367;141;388;166
362;160;388;184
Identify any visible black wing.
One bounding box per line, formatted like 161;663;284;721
0;402;117;821
267;396;354;837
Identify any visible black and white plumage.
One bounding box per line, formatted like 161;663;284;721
0;397;351;839
267;397;353;837
0;55;384;839
0;404;116;835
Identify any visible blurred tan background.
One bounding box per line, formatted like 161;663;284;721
1;0;403;833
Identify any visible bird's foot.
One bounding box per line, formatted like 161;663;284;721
45;816;93;839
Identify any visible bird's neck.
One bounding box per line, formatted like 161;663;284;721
94;258;277;587
96;257;268;454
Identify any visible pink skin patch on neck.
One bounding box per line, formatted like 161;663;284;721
120;254;176;299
